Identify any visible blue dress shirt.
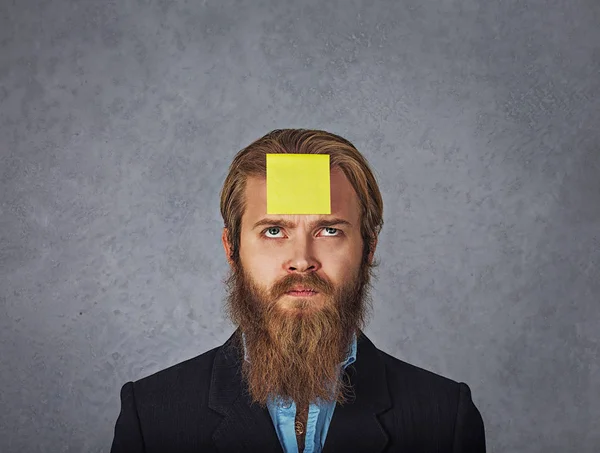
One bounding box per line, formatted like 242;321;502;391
241;332;358;453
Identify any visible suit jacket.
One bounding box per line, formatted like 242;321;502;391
110;329;486;453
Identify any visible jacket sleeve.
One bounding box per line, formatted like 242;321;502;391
452;382;486;453
110;381;146;453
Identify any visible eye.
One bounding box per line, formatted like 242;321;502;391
263;227;284;238
261;226;342;239
321;227;340;236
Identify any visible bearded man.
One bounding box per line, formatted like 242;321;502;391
110;129;486;453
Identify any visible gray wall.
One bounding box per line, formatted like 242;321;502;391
1;0;598;451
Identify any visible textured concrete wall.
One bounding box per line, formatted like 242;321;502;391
1;0;599;451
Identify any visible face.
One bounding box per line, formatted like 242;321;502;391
222;167;377;409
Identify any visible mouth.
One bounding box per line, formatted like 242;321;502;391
285;288;319;297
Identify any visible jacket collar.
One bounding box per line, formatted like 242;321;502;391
208;328;391;453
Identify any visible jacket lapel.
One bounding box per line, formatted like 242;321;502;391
209;329;284;452
322;331;391;452
208;329;391;453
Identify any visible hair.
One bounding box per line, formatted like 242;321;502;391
219;129;384;267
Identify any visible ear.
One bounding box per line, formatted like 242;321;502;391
222;228;234;267
367;237;378;265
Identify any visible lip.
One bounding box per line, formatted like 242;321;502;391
285;289;319;296
289;287;315;292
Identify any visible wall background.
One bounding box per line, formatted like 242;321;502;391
1;0;599;451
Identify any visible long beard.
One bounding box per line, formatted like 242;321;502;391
223;260;374;410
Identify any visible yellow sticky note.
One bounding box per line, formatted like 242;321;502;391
266;154;331;214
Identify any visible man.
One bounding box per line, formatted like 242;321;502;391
110;129;486;452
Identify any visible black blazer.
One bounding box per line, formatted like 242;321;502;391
110;329;486;453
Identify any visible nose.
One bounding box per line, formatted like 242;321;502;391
287;260;317;273
284;239;320;274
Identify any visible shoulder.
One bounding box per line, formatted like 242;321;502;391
374;346;470;411
367;344;486;449
128;343;221;403
378;348;460;388
114;342;234;444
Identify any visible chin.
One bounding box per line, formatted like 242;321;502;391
281;297;326;311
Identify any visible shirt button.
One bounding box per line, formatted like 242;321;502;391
282;401;292;409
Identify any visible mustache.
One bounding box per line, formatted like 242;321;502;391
270;272;334;299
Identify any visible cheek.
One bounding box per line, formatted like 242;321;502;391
240;249;278;288
239;236;266;266
323;254;359;283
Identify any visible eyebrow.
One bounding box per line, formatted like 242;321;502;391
252;217;353;231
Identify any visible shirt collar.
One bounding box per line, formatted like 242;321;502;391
241;330;358;368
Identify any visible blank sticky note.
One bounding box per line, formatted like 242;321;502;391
266;154;331;214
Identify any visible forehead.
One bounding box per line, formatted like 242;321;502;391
242;167;361;228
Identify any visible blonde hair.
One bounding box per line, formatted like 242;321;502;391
220;129;384;266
